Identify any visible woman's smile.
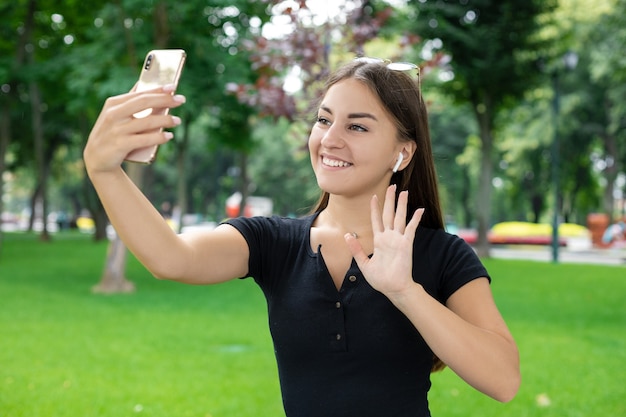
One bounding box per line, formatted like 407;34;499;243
322;155;353;168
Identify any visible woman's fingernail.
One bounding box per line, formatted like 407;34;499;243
172;116;182;126
164;131;174;140
173;94;186;103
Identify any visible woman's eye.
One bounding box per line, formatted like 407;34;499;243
350;124;367;132
316;116;331;126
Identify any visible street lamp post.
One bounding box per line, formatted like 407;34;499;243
551;51;578;263
551;72;560;263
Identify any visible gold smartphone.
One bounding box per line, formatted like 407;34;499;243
125;49;186;164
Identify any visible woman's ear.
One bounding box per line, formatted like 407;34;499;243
394;142;417;172
392;152;404;173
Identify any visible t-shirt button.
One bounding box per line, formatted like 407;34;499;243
336;334;342;340
335;301;341;308
348;275;357;282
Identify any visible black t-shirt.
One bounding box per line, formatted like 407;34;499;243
225;214;489;417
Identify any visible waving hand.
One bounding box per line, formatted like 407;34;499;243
345;185;424;296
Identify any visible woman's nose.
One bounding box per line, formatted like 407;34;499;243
320;123;344;148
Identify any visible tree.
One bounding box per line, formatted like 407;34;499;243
586;0;626;219
247;117;319;216
404;0;557;256
226;0;399;219
426;96;478;228
0;0;101;248
0;1;32;256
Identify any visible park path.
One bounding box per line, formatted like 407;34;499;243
487;245;626;266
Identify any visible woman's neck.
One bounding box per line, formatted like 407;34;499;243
319;195;374;239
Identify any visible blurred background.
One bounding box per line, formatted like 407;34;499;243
1;1;625;416
1;0;625;255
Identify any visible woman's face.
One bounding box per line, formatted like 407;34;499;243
309;78;403;198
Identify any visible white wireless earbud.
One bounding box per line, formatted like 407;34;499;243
392;152;404;173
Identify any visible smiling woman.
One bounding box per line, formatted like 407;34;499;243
83;58;519;417
308;77;405;198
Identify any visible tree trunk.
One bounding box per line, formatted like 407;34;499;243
24;0;48;241
0;103;9;258
27;182;42;232
92;208;109;240
91;0;155;293
601;131;619;219
473;103;494;258
92;0;170;292
92;164;143;294
91;235;135;294
460;168;472;228
29;71;50;241
175;119;190;232
239;152;250;217
2;0;36;253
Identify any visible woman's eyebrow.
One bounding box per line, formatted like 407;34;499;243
348;112;378;121
319;105;378;121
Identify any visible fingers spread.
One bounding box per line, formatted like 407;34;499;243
371;186;423;239
405;208;425;238
370;194;383;233
394;190;409;233
382;184;397;229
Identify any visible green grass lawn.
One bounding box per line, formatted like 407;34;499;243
1;232;624;417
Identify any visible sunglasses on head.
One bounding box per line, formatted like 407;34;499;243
354;57;419;72
353;57;421;87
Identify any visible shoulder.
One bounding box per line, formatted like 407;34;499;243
415;226;470;252
225;214;313;233
414;226;489;301
416;226;484;270
224;214;315;246
223;214;316;285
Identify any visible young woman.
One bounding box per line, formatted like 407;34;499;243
84;58;520;417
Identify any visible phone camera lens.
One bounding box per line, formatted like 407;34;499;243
144;54;153;70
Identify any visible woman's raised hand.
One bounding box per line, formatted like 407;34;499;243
83;84;185;174
345;185;424;296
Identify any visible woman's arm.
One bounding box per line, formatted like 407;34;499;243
84;86;249;284
386;278;520;402
346;186;520;402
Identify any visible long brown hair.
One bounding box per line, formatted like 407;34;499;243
311;60;444;230
309;60;447;373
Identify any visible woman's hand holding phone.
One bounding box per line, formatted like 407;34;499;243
83;85;185;175
84;49;186;172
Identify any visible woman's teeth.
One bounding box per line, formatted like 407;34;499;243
323;157;352;167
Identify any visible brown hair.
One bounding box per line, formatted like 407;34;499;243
310;60;446;372
310;60;444;230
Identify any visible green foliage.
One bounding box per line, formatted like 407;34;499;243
426;93;478;227
407;0;557;109
1;234;625;416
398;0;561;255
1;0;625;247
247;117;319;216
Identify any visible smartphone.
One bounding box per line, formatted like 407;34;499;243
125;49;186;164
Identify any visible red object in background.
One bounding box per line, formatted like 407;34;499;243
226;205;240;218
